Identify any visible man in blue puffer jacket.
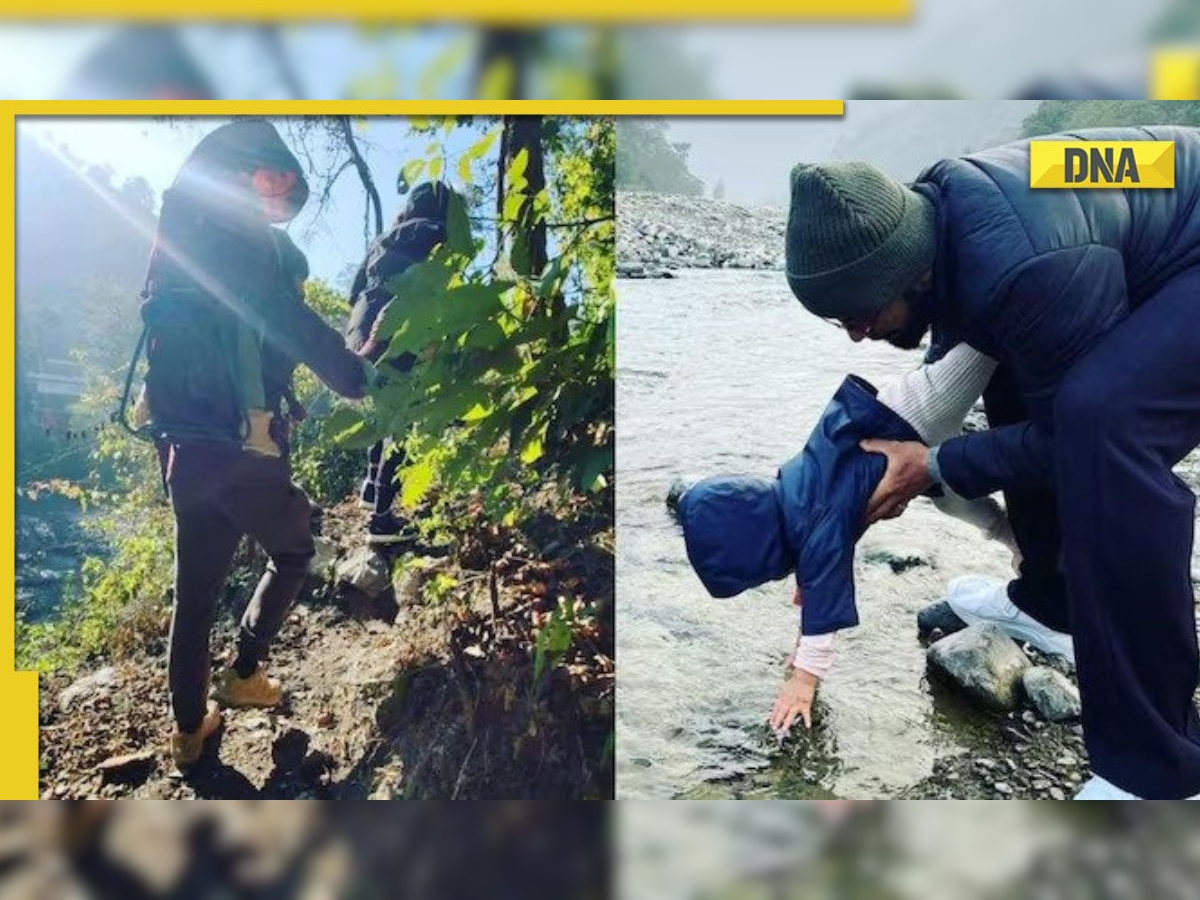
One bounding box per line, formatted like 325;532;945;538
786;126;1200;800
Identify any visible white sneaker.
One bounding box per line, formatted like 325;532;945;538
1075;775;1200;800
944;575;1075;665
1074;775;1139;800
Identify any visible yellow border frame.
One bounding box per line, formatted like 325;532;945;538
0;1;909;21
0;98;842;800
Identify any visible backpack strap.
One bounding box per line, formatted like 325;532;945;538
113;267;156;442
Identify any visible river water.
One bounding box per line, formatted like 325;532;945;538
616;268;1200;799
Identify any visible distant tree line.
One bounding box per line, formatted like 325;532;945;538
1023;101;1200;137
615;119;704;196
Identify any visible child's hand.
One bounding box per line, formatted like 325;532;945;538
769;667;819;735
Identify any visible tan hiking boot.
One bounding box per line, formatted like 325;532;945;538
213;667;283;709
171;700;222;770
242;408;282;458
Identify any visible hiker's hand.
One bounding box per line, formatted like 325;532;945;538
770;667;819;734
792;585;803;608
860;439;930;525
360;359;383;392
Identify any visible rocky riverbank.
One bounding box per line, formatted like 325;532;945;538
617;191;785;278
902;603;1088;799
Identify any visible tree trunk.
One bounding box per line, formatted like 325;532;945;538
497;115;547;278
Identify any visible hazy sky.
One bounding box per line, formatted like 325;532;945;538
20;117;481;287
666;101;1049;207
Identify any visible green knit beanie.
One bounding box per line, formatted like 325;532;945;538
785;162;936;321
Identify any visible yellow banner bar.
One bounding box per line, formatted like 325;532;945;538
0;107;39;799
1029;140;1175;190
5;100;845;117
0;0;910;21
1152;48;1200;100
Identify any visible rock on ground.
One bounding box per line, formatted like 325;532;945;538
59;666;118;713
917;600;968;640
862;546;931;574
927;623;1031;711
1022;666;1082;722
334;547;391;599
392;555;452;605
309;535;340;578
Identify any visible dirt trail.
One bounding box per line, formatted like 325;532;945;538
38;500;614;799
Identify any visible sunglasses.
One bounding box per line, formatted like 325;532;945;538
819;314;874;334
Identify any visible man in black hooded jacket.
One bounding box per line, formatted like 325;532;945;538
344;180;452;546
145;119;369;769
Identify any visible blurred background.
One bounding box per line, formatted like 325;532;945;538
2;0;1200;102
0;801;608;898
5;801;1198;900
621;802;1200;900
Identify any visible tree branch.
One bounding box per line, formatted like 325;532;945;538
337;115;384;240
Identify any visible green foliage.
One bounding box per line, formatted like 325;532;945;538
533;597;576;682
1023;101;1200;138
327;117;615;526
18;503;174;673
615;118;704;195
288;279;365;505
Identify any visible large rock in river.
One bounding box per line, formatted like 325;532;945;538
927;623;1031;711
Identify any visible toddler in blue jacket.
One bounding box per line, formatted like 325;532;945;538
675;343;1019;734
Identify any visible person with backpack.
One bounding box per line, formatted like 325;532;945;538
344;180;454;546
136;119;371;769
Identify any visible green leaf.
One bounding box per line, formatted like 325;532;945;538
502;192;525;222
537;256;564;298
462;402;492;422
510;234;532;276
429;156;443;181
574;446;612;493
380;280;508;358
399;158;426;194
519;435;544;465
457;153;473;184
465;128;500;162
509;147;529;182
400;457;437;509
446;191;473;255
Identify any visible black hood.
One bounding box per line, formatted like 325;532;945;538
172;119;308;222
401;181;453;225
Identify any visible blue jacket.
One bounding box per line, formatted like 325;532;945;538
677;376;921;635
914;125;1200;499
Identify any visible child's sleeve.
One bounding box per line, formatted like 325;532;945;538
792;631;836;679
795;504;860;636
876;343;997;447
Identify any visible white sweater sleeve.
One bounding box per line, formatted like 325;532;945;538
875;344;998;447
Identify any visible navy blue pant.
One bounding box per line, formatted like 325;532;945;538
983;367;1071;634
1054;267;1200;798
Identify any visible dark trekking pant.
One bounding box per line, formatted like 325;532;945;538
982;366;1072;634
365;439;406;518
167;443;314;733
1054;266;1200;798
